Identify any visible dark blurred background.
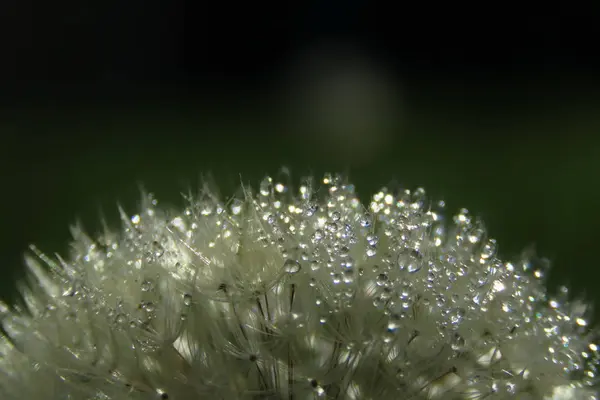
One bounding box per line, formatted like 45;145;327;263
1;3;599;318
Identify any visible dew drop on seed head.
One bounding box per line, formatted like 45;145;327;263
451;333;466;351
304;203;318;217
383;332;395;343
454;208;471;225
450;308;466;324
141;280;154;292
387;319;400;333
343;269;354;283
399;251;422;274
326;222;338;232
311;229;324;243
376;273;389;286
366;235;378;246
230;199;243;215
359;215;371;227
407;261;421;273
183;293;192;306
332;273;341;285
259;177;272;196
284;259;301;274
115;314;127;324
152;241;164;258
339;246;350;258
480;239;497;259
468;224;485;244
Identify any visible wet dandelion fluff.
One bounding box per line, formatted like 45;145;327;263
0;173;598;399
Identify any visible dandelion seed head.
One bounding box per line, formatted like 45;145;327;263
0;172;598;399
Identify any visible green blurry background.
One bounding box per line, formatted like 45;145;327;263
2;80;600;315
1;4;599;321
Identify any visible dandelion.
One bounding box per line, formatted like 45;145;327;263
0;172;597;399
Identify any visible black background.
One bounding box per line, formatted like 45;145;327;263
1;3;600;320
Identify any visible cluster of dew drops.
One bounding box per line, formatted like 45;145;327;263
70;170;600;397
240;172;599;390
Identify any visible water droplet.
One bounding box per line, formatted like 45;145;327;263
366;235;378;246
141;279;154;292
398;250;422;273
382;332;395;343
152;241;164;258
436;294;446;307
283;259;301;274
448;272;457;282
427;271;436;283
343;269;354;283
200;203;214;216
115;314;127;324
451;333;466;351
339;246;350;258
373;296;385;309
259;177;272;196
407;262;421;273
183;293;192;306
310;261;320;271
230;199;243;215
304;202;318;217
311;229;324;243
387;314;401;332
454;208;471;225
359;215;371;227
332;273;341;284
62;286;76;297
325;222;338;232
376;273;389;286
450;308;465;324
480;239;497;259
468;222;485;244
144;302;156;313
311;380;325;397
331;211;341;221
